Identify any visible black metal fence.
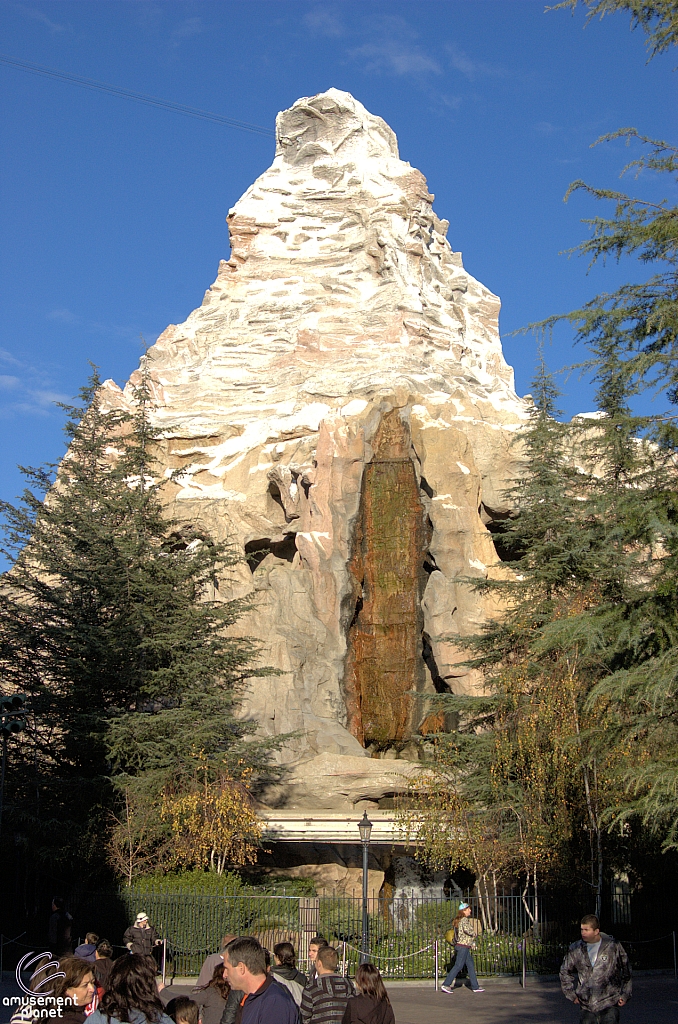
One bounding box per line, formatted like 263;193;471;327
2;890;676;980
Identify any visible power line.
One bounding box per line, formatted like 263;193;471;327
0;53;275;138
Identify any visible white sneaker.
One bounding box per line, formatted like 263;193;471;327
440;984;454;994
472;987;485;993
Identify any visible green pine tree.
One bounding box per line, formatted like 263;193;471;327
550;2;678;60
529;12;678;847
0;364;275;879
405;358;608;908
565;349;678;848
469;348;595;656
489;4;678;855
406;0;678;903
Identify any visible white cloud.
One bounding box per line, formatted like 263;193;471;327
30;389;70;406
303;5;344;38
171;17;203;42
439;93;463;111
47;308;79;323
349;40;442;77
445;43;508;81
15;3;67;33
0;348;23;368
0;346;69;420
5;403;50;418
45;308;158;344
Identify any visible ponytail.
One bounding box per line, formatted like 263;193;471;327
452;909;466;932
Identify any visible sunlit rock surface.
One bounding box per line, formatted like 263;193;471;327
101;89;529;809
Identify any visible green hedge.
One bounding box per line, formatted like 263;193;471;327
124;870;317;897
127;870;244;895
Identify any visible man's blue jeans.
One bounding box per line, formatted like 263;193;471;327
580;1007;620;1024
443;945;480;989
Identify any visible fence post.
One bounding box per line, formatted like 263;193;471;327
673;931;676;981
521;938;527;989
299;898;321;972
161;939;166;987
342;941;347;978
434;939;439;991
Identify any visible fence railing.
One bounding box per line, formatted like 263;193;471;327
3;891;676;980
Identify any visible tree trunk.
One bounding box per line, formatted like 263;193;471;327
125;790;134;887
571;683;603;919
521;874;535;927
593;760;603;919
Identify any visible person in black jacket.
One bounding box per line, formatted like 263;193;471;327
342;965;394;1024
123;912;162;967
93;940;114;991
221;937;298;1024
271;942;307;1005
48;898;73;956
218;986;242;1024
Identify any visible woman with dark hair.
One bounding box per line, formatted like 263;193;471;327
341;964;394;1024
53;957;98;1024
93;941;114;992
271;942;306;1005
191;962;230;1024
10;956;64;1024
86;954;173;1024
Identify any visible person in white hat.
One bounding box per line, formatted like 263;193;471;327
440;902;485;994
122;912;162;963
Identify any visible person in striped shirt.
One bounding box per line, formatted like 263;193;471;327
300;947;354;1024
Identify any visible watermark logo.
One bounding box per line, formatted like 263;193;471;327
2;952;71;1018
15;952;65;997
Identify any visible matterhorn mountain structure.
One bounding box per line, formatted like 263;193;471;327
102;90;528;878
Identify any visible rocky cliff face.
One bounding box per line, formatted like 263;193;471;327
102;89;529;810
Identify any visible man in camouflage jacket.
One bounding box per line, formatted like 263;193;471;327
560;915;632;1023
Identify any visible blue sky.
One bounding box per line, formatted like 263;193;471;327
0;0;676;506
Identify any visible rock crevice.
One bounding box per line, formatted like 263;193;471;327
344;410;429;750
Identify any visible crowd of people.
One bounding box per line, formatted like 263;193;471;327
14;922;395;1024
15;901;632;1024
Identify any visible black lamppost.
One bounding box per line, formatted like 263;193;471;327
358;810;373;964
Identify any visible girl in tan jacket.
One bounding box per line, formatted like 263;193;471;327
440;903;485;994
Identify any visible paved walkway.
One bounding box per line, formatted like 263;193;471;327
159;977;678;1024
2;975;675;1024
388;978;678;1024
